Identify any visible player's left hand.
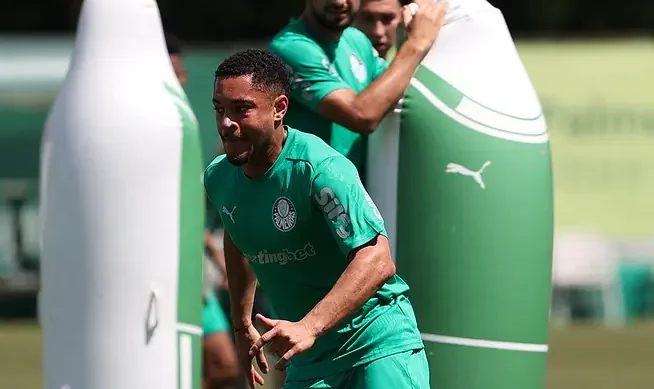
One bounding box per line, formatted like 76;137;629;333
249;313;317;370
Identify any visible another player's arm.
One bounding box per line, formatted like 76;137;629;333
315;39;428;134
273;1;446;134
223;231;258;329
274;38;423;135
300;157;395;337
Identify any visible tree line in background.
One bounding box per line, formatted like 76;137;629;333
0;0;653;39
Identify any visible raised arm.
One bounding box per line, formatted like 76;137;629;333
271;0;448;134
315;40;425;134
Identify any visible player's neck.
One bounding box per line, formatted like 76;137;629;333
299;11;343;42
243;126;288;179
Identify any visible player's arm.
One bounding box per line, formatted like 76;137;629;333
371;47;389;80
300;157;395;337
316;39;427;134
223;231;258;329
274;37;421;135
274;1;447;134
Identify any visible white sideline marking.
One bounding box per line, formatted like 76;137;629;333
421;333;548;352
177;323;203;336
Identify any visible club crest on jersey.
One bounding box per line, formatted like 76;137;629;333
272;196;297;232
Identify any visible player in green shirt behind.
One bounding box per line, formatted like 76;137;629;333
352;0;403;60
269;0;448;177
204;48;430;389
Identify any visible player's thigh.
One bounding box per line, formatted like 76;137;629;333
349;348;430;389
202;331;238;380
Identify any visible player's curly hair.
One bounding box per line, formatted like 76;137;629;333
215;48;292;97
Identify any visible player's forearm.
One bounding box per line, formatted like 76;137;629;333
299;241;396;337
223;234;257;328
225;259;257;328
353;41;426;132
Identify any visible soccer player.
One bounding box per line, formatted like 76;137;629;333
352;0;402;59
269;0;448;177
205;48;429;389
165;32;239;389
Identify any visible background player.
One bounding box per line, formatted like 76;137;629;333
352;0;402;59
166;32;240;389
205;48;429;389
269;0;447;178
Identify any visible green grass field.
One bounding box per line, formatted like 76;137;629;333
1;320;653;389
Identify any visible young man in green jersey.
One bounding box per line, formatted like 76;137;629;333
353;0;402;59
205;48;430;389
269;0;448;177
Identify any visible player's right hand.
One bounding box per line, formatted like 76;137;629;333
234;323;269;388
403;0;449;54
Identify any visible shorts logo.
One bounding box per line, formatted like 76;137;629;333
272;196;296;232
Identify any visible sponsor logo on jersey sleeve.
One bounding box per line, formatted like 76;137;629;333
314;187;351;239
357;180;383;221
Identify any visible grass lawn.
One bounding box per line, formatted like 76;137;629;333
1;320;653;389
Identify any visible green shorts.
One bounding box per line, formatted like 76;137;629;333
202;291;230;335
282;348;430;389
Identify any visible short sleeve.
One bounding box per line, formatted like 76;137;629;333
203;155;229;228
311;156;387;256
270;38;352;112
350;27;388;81
370;47;389;80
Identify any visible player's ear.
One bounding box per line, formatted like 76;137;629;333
273;94;288;121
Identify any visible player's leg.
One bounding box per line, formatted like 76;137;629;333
347;348;430;389
203;291;240;389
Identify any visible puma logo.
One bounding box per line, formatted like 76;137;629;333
222;205;236;224
445;161;491;189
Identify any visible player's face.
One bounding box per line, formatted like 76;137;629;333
309;0;360;31
353;0;400;58
213;75;287;166
170;54;187;87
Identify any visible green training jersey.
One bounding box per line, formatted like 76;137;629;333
204;127;423;380
269;19;388;175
